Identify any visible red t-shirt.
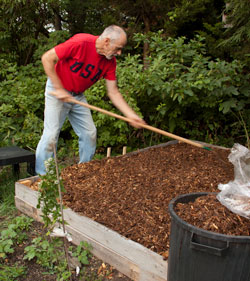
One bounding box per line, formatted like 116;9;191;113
54;33;117;93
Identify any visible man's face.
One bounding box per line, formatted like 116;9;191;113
104;35;127;60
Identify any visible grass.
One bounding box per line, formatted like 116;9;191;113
0;166;22;230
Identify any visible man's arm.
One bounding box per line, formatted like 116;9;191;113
41;48;72;102
105;79;145;128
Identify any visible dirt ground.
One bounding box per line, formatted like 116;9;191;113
61;142;235;259
1;216;132;281
2;163;134;281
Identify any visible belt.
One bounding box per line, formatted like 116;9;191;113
69;91;82;97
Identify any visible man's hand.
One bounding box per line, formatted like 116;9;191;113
126;113;147;129
41;48;73;103
49;89;74;103
106;80;146;128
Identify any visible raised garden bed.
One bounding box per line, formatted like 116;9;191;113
15;141;234;281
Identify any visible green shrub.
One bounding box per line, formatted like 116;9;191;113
1;31;249;153
126;31;250;147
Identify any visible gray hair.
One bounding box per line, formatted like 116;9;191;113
99;25;127;42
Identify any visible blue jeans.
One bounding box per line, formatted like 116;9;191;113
35;79;97;175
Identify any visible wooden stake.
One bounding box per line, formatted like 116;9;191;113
52;144;72;280
107;147;111;157
122;146;127;155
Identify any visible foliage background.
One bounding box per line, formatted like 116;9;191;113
0;0;249;155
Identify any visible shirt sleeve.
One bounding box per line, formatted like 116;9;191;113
54;40;80;60
104;58;117;81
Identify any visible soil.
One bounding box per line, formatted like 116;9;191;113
175;194;250;236
60;142;235;259
1;217;133;281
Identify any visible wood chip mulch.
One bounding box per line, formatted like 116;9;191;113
60;142;236;258
175;194;250;236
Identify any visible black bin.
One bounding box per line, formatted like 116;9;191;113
167;192;250;281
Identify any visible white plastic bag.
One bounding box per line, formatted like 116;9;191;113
217;143;250;219
50;226;73;242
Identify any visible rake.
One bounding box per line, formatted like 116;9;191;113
64;96;212;151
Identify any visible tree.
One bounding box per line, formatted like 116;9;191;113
164;0;225;37
220;0;250;62
0;0;52;65
106;0;175;67
106;0;227;65
0;0;111;66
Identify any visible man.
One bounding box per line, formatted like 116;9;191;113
35;25;145;175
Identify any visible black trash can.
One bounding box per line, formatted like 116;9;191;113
167;192;250;281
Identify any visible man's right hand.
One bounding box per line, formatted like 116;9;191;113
49;89;74;103
41;48;73;103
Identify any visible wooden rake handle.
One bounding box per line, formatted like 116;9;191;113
68;97;211;150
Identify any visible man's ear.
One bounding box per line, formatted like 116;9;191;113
104;37;110;46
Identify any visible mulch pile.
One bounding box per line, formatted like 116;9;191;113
61;142;237;258
175;194;250;236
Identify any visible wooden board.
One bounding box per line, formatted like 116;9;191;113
15;179;168;281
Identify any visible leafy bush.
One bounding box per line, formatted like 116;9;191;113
0;215;33;259
128;31;250;147
0;31;70;149
1;31;249;153
0;59;45;148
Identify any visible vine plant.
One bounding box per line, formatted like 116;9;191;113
37;156;65;232
24;145;92;280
